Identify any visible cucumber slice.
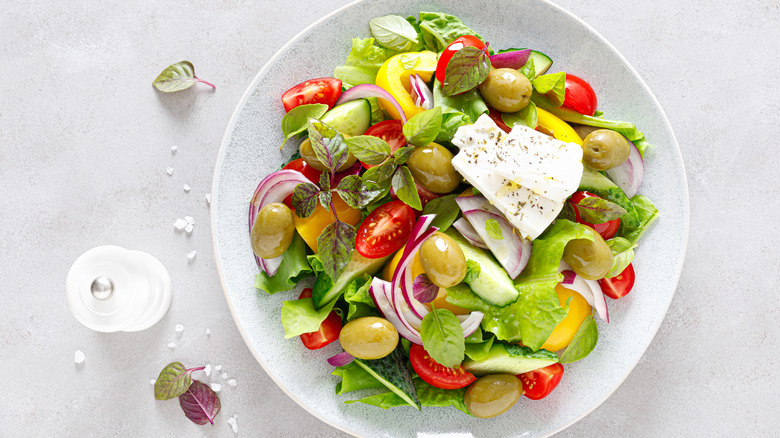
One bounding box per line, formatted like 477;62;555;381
463;343;558;376
311;251;389;309
515;49;553;77
321;99;372;136
353;347;420;409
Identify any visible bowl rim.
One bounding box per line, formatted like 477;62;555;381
210;0;690;436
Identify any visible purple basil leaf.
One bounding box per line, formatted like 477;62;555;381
442;44;491;96
152;61;215;93
391;166;422;210
318;190;332;210
413;274;439;303
154;362;205;401
336;175;381;209
178;380;221;425
575;197;627;224
317;220;356;280
558;202;577;222
319;171;331;192
307;118;349;172
291;182;321;218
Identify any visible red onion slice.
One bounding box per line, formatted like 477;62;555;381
412;274;438;303
559;261;609;322
561;270;577;285
248;169;311;275
334;84;408;123
392;226;438;319
454;195;502;215
327;351;354;367
489;49;532;69
461;209;532;279
409;74;434;110
452;218;489;249
459;311;484;338
605;140;644;198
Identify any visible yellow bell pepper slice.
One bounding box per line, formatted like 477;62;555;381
375;51;438;120
541;284;593;351
536;108;583;145
293;195;362;253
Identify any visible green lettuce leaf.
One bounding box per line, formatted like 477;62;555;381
280;293;339;339
433;79;488;142
619;195;659;244
417;12;483;52
343;274;380;320
532;72;566;106
332;361;385;394
605;237;638;277
254;234;313;294
464;335;494;361
560;315;598;363
333;38;397;88
447;220;595;350
345;378;470;415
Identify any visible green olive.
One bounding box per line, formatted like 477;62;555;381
406;144;461;193
464;374;523;419
478;68;532;113
299;138;357;172
582;129;631;170
562;228;613;280
339;317;399;360
419;232;467;288
250;202;295;259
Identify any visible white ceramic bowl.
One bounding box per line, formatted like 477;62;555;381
211;0;689;436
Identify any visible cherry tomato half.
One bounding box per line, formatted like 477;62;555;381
363;120;406;168
355;200;415;259
568;191;621;240
598;263;635;299
281;77;342;112
562;74;597;116
409;344;476;390
518;363;564;400
487;106;513;134
283;158;323;184
298;288;342;350
436;35;485;83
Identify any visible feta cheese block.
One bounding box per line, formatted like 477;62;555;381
451;114;583;239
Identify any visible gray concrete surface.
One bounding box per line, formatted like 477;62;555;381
1;0;777;436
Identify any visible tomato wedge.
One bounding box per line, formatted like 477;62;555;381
363;120;406;168
298;288;342;350
355;200;415;258
562;74;597;116
409;344;476;390
281;77;342;112
599;263;636;299
435;35;485;83
283;158;322;184
569;191;621;240
518;363;564;400
487;106;512;134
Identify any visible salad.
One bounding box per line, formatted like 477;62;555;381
249;11;659;419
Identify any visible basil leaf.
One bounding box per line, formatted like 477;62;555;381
442;46;491;96
307;118;350;172
280;104;329;148
369;15;422;52
402;106;443;147
421;194;460;231
560;315;598;363
392;166;422;210
291;182;321;218
152;61;215;93
462;260;481;283
393;146;415;165
605;237;638;278
336;175;381;209
502;101;537;129
345;135;392;165
485;218;503;240
518;57;535;81
575;197;627;224
362;159;396;186
420;307;465;367
532;72;566;107
317;220;356;280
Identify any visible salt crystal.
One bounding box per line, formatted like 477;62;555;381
227;415;238;434
174;218;187;230
167;342;176;350
204;364;212;377
166;167;174;176
215;365;222;371
175;324;184;333
210;383;222;392
183;184;191;192
150;379;156;385
221;372;228;380
228;378;237;387
184;223;193;234
74;350;85;364
205;194;211;204
206;328;211;336
184;216;195;225
187;250;197;262
171;145;178;154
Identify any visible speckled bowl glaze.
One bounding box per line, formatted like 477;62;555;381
211;0;689;436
